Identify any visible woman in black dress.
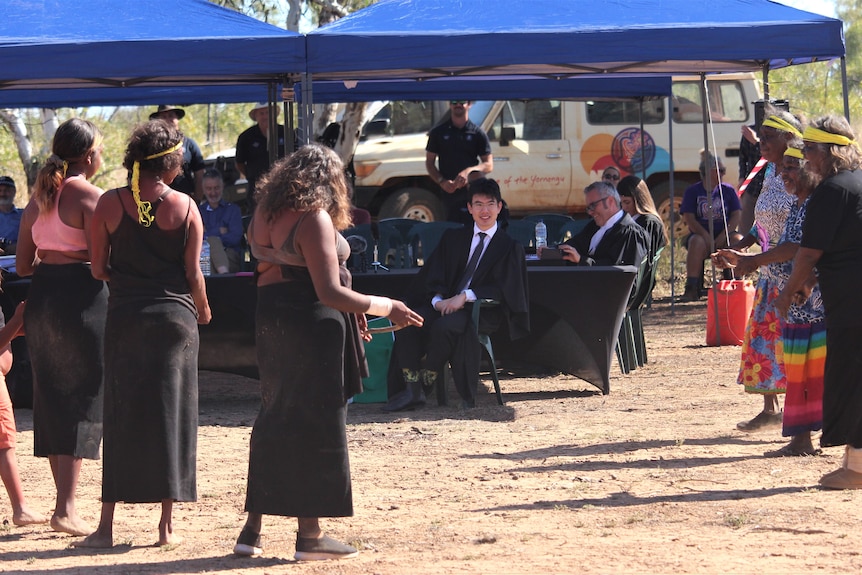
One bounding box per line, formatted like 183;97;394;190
16;118;107;537
76;120;211;547
776;115;862;489
233;144;422;560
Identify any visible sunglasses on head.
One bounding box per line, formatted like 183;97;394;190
450;100;468;105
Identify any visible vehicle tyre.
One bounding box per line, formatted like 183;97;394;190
652;179;693;242
378;187;445;222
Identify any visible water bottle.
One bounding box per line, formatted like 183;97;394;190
535;219;547;249
200;239;211;276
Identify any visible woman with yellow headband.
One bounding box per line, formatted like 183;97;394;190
15;118;108;537
76;120;211;548
713;108;803;435
777;114;862;489
718;141;825;456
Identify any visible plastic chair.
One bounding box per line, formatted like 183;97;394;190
407;221;463;265
379;218;417;242
630;246;664;365
558;219;591;244
523;214;575;246
343;222;409;271
378;218;417;268
504;219;538;249
473;298;504;405
615;254;649;374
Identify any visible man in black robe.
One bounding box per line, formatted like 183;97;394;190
558;181;649;268
383;178;529;410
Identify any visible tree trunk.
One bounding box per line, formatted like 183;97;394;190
314;103;339;140
334;102;370;164
285;0;301;31
0;109;35;190
40;108;59;156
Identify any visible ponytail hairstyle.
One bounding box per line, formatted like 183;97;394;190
32;118;102;214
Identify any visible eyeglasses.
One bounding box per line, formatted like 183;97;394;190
602;173;620;181
450;100;467;105
470;200;497;210
586;196;609;212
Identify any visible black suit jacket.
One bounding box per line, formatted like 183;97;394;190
421;226;530;340
566;212;649;268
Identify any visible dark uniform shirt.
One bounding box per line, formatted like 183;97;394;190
235;124;286;197
426;119;492;223
169;137;206;198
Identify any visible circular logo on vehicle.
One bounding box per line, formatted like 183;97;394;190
611;128;656;174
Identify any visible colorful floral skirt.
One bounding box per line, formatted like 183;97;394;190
738;278;787;394
781;321;825;437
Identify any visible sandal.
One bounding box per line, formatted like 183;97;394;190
736;410;782;432
233;526;262;557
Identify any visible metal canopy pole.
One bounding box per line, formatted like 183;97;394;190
668;91;676;313
700;73;721;345
841;56;850;122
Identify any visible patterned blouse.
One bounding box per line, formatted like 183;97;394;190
775;196;824;324
755;164;794;282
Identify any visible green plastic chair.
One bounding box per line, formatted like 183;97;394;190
473;298;504;405
407;221;463;265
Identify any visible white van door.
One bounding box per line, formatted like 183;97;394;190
485;100;573;214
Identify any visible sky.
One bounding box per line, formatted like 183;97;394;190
774;0;837;17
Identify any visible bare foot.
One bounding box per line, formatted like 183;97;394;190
156;534;183;547
71;532;114;549
13;508;48;526
51;514;94;537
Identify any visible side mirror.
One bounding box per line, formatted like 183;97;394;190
500;127;517;147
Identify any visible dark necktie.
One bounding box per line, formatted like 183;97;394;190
457;232;487;292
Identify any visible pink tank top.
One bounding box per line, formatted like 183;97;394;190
31;174;89;252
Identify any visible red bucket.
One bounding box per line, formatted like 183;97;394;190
706;280;755;346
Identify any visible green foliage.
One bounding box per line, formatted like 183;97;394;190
770;1;861;128
1;103;256;201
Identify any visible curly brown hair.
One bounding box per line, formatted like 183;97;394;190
255;144;351;231
33;118;103;213
123;120;184;178
808;115;862;177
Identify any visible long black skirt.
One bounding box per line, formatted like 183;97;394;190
26;263;107;459
244;281;352;518
101;298;199;503
821;326;862;448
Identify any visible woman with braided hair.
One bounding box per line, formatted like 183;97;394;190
76;120;211;547
16;118;108;537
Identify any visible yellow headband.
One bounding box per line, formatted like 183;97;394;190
784;147;804;160
145;141;183;160
761;116;802;138
131;141;184;226
803;126;856;147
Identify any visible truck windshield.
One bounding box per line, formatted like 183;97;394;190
365;100;496;137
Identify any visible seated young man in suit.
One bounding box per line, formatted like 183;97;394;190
555;181;649;268
383;178;529;411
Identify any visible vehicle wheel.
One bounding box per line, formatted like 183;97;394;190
652;180;692;242
378;187;445;222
